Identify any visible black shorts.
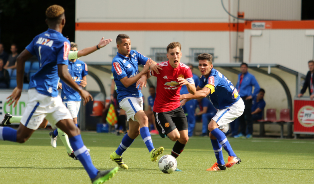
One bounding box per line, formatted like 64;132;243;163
153;106;188;135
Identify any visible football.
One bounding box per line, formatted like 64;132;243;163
158;155;177;174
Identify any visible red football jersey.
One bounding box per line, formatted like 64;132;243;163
153;61;193;113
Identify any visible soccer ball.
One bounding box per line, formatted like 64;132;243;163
158;155;177;174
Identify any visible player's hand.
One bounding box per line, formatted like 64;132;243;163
177;77;189;86
136;75;147;90
150;62;162;75
98;37;112;48
142;59;152;73
180;99;187;106
298;93;303;98
79;89;93;105
58;82;62;89
246;96;252;100
7;87;22;107
80;80;87;87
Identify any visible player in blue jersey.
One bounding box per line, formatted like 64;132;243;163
0;5;118;183
1;37;112;128
180;53;244;171
49;42;89;159
110;34;164;169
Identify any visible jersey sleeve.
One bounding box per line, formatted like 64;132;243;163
68;51;78;60
57;41;70;65
25;38;36;55
185;68;194;84
112;61;127;80
258;100;266;110
136;51;149;65
82;62;88;77
204;75;217;94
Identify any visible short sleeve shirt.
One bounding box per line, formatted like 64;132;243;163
199;68;240;109
112;50;149;102
26;28;70;97
153;61;194;113
61;59;88;101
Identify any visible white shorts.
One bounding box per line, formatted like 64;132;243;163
63;101;81;118
119;97;143;122
213;98;244;127
21;89;72;130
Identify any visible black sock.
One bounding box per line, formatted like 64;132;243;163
118;115;127;131
171;141;186;158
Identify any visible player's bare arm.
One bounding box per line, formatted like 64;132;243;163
7;49;32;107
58;64;93;104
76;37;112;58
177;77;196;95
149;59;162;74
120;59;152;88
80;76;87;87
180;86;211;101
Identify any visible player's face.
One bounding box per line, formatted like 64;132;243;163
240;65;248;74
117;38;131;56
308;62;314;72
70;47;78;62
167;47;182;68
198;60;213;76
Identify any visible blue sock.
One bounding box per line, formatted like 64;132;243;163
69;135;98;179
0;127;17;142
140;127;154;152
211;128;236;157
53;129;58;137
211;139;225;165
115;133;134;156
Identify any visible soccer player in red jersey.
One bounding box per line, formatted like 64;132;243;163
150;42;196;170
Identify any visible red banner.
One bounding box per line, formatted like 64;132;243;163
294;99;314;134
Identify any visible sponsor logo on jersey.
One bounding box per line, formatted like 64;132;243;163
76;64;81;66
208;76;215;85
36;37;54;47
113;62;122;75
44;34;50;37
127;64;131;68
164;81;179;87
85;63;88;71
122;59;126;63
63;42;70;60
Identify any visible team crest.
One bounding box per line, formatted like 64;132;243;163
178;74;184;78
165;123;170;128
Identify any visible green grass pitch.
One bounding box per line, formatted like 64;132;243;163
0;130;313;183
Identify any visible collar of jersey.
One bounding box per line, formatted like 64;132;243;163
116;52;131;59
47;28;63;36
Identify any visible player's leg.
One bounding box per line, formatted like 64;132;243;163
56;101;79;157
209;100;244;169
1;89;49;143
171;107;189;159
110;120;137;169
49;97;118;182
